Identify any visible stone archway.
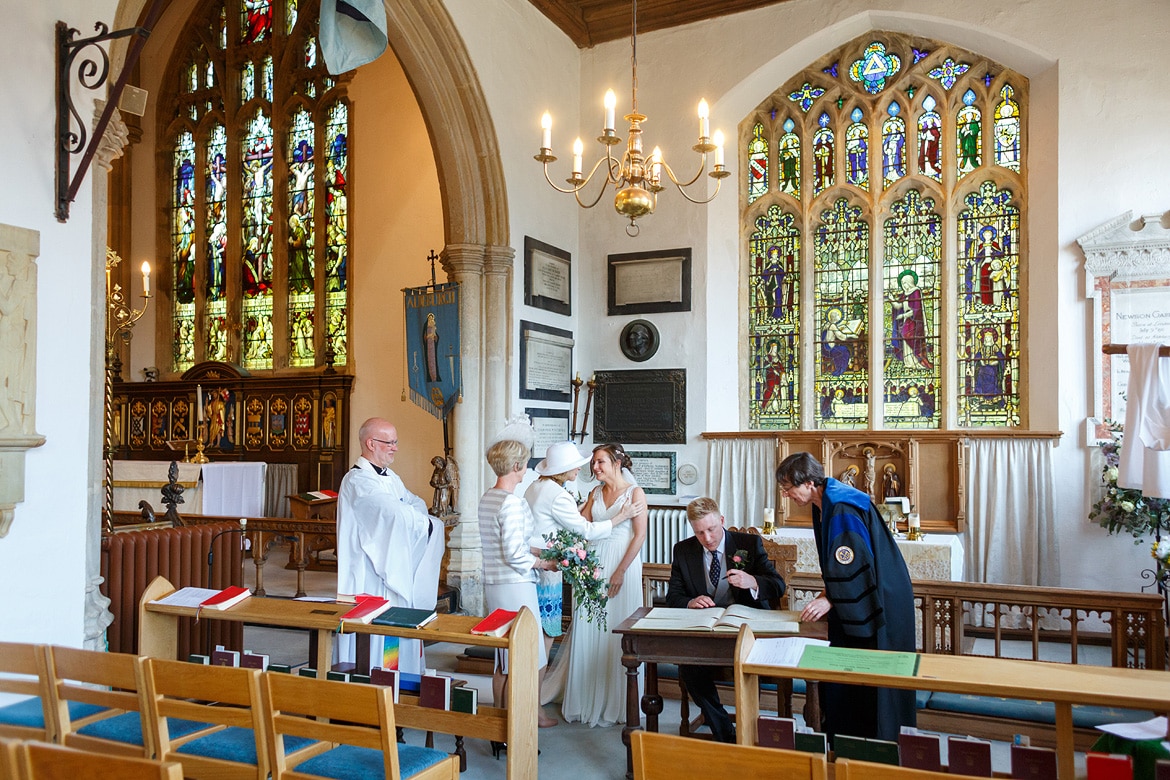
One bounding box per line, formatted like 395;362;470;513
108;0;509;611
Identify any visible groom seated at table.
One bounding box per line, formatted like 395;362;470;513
665;497;786;743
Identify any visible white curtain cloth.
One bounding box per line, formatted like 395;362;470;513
1119;343;1170;498
965;437;1058;586
706;438;776;528
264;463;299;517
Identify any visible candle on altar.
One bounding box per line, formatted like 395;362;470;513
197;384;203;422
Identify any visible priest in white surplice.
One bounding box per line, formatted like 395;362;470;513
336;417;444;674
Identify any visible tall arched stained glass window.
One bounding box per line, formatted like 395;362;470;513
744;32;1027;430
161;0;350;374
747;123;768;204
748;205;800;428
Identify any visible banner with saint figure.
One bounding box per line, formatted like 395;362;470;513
403;283;462;419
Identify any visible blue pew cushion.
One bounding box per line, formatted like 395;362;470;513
0;698;106;729
78;713;209;746
294;743;450;779
176;726;315;764
926;693;1155;728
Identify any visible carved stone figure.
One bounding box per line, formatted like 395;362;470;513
883;463;902;499
863;447;878;498
443;454;460;517
0;249;35;435
839;465;858;487
429;455;451;518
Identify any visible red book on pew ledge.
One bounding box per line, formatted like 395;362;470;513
470;609;518;637
200;586;251;611
340;595;393;624
1086;753;1133;780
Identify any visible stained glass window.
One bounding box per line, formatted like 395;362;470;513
748;205;800;428
744;33;1026;430
994;84;1021;171
161;0;349;374
883;190;941;428
814;199;869;429
747;123;768;204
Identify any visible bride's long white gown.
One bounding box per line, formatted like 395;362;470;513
561;484;643;726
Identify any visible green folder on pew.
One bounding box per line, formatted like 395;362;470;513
797;645;920;677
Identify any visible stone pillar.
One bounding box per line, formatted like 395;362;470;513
441;244;486;614
482;245;514;435
85;101;129;650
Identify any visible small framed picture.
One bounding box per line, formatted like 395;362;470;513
628;450;677;495
526;407;571;468
607;247;692;316
524;236;571;316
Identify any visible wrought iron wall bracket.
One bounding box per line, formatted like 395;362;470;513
54;0;165;222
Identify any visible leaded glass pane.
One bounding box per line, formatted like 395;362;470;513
778;121;799;198
994;84;1021;171
883;190;941;428
288;107;315;367
205;62;215;89
917;94;942;181
306;36;317;68
241;60;254;103
748;205;800;428
813;114;834;195
242;0;272;44
845;108;869;189
286;0;298;33
957;93;981;177
814;199;869;429
172;130;197;371
958;181;1020;427
262;55;274;102
241;109;274;369
882;103;905;187
204;124;228;365
747;123;768;204
215;7;226;49
324;101;349;365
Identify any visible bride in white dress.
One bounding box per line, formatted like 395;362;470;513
562;443;647;726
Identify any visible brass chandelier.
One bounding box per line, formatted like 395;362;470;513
534;0;729;237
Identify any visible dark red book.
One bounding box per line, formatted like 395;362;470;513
1154;759;1170;780
948;737;993;777
1086;753;1133;780
756;716;796;749
240;651;269;670
1010;745;1057;780
210;647;239;667
418;673;452;710
470;608;518;637
899;732;942;772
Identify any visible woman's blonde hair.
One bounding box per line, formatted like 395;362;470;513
487;439;529;477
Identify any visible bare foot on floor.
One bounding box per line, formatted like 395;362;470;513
538;712;558;728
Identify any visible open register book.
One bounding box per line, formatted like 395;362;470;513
632;605;801;633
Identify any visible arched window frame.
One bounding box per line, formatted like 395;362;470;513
744;32;1028;431
157;0;352;374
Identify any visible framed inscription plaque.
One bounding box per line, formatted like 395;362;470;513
593;369;686;444
519;320;574;402
628;450;677;495
607;247;692;316
526;407;571;468
524;236;571;316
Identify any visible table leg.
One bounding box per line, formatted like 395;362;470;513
314;628;332;679
803;680;821;732
621;638;642;780
293;532;308;598
454;735;466;772
642;662;662;734
1054;702;1075;780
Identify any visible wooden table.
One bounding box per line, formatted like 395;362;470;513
137;577;538;780
614;607;828;778
734;626;1170;780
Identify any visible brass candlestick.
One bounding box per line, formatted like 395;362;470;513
191;421;210;464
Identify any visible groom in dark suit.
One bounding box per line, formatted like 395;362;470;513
665;497;786;743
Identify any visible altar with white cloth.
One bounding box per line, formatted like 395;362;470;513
766;527;964;581
112;460;272;518
201;462;267;517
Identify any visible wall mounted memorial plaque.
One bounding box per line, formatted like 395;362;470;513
607;247;691;316
519;320;574;402
593;369;686;444
524;236;571;316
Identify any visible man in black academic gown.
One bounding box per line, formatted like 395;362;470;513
775;452;916;742
665;497;786;742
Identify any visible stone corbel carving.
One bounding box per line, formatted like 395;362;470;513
0;223;46;537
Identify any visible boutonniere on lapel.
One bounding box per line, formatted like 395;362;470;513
730;549;750;570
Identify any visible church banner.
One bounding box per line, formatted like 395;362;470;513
404;283;461;419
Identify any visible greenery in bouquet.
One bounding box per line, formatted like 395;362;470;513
1090;423;1170;541
540;528;608;626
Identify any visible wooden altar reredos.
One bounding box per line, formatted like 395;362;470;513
112;361;353;492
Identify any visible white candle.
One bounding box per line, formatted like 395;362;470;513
909;512;921;529
541;112;552;150
141;261;151;295
698;99;709;139
650;146;662;183
572;138;583;176
713;130;725;166
764;507;774;526
604;90;616;132
197;384;203;422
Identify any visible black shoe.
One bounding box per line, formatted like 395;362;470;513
490;741;506;759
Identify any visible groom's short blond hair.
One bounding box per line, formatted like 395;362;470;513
686;497;721;525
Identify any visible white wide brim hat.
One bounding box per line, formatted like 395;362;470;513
536;440;590;476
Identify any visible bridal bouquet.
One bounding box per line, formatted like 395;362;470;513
540;529;608;626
